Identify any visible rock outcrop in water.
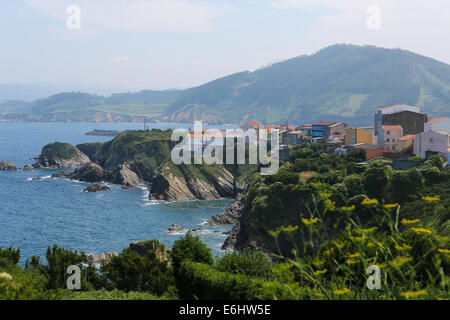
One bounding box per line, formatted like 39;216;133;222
0;161;18;171
83;184;110;192
33;142;90;169
207;194;244;226
34;130;252;201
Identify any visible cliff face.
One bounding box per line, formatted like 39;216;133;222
33;142;90;169
35;130;238;201
149;162;235;202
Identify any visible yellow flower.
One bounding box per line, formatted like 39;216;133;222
0;272;13;281
421;195;440;202
319;192;332;200
437;248;450;254
341;205;355;212
378;263;387;268
358;227;377;233
333;288;351;295
323;248;334;256
302;218;319;226
401;290;427;298
389;256;412;268
346;259;359;264
367;241;383;248
279;225;299;233
348;253;360;258
361;198;379;206
401;219;420;225
268;228;281;238
324;199;336;212
395;244;412;251
352;236;367;241
411;227;432;235
312;259;325;266
314;269;328;276
384;203;399;209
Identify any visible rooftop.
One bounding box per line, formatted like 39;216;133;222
247;121;261;127
314;121;335;126
427;117;448;124
398;134;416;141
382;125;403;131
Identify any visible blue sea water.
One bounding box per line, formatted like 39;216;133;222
0;122;235;264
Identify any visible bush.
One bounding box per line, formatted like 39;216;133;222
178;261;303;300
171;232;213;271
101;248;174;296
0;247;20;267
216;248;273;279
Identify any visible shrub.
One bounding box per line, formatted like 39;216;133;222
216;248;273;279
101;248;174;296
171;232;213;271
178;261;303;300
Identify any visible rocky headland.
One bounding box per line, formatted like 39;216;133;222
0;161;18;171
29;130;243;201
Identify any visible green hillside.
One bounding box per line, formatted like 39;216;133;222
165;44;450;125
0;90;182;122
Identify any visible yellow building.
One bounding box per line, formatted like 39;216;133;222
345;127;375;146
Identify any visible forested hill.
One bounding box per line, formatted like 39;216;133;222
164;44;450;126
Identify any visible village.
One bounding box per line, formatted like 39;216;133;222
182;104;450;168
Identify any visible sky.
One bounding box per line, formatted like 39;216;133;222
0;0;449;92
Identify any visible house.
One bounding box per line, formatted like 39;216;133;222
345;127;375;146
414;130;449;161
381;125;403;152
312;122;348;138
397;134;416;152
375;104;428;147
298;124;312;136
425;117;450;133
287;131;302;145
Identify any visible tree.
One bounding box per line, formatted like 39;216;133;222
101;248;174;296
363;165;391;200
216;248;273;279
171;232;213;271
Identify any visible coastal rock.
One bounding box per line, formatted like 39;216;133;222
0;161;18;171
83;184;110;192
34;142;90;169
70;162;104;182
51;171;72;179
105;164;145;189
31;177;43;181
168;224;184;233
88;252;119;265
149;165;235;202
23;164;34;171
207;195;244;226
129;239;170;263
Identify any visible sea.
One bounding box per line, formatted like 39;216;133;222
0;122;236;264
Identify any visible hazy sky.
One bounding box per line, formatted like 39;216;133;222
1;0;449;91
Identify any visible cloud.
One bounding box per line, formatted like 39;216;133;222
25;0;232;33
110;56;129;63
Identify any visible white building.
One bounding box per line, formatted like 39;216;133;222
414;130;449;161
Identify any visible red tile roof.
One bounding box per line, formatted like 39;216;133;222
247;121;261;127
427;117;447;124
382;125;403;131
300;124;312;128
398;134;416;141
314;121;334;126
288;131;302;134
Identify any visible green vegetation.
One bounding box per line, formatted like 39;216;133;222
0;90;182;122
1;142;448;300
40;142;78;160
166;44;450;125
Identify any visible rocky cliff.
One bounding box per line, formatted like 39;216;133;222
33;142;90;169
34;130;240;201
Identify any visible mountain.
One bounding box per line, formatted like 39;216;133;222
0;90;183;122
164;44;450;126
